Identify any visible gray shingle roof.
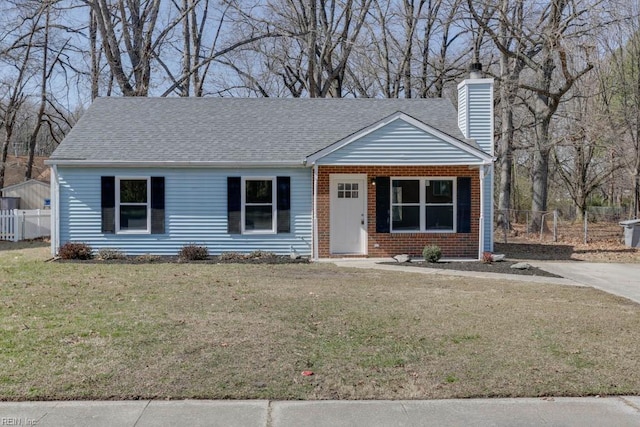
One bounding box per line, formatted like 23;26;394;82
50;97;471;164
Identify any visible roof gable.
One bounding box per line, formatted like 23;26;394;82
307;113;493;165
1;179;50;192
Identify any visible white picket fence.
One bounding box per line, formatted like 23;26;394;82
0;209;51;242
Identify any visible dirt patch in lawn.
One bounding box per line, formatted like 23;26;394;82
2;243;640;401
495;221;640;262
495;242;640;263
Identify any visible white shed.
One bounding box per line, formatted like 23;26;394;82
0;180;50;210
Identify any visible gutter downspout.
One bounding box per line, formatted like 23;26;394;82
478;165;485;260
312;164;319;261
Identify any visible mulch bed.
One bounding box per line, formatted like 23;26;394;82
56;255;310;264
382;260;562;278
57;255;560;277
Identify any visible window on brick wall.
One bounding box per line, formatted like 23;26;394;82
391;177;455;233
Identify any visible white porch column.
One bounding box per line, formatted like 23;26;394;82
50;165;59;256
478;166;485;260
312;164;319;261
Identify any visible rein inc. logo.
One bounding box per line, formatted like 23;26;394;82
1;418;38;425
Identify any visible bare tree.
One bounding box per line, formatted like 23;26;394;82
88;0;180;96
492;0;527;226
599;5;640;218
355;0;469;99
0;1;43;188
468;0;597;229
223;0;372;98
553;72;617;220
166;0;234;97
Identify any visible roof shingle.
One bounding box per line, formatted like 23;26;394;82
50;97;469;163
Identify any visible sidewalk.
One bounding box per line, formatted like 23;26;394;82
2;397;640;426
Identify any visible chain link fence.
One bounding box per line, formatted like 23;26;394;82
495;206;632;245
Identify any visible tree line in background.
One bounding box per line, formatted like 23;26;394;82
1;0;639;223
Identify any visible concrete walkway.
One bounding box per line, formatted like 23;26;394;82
330;258;640;304
2;397;640;426
529;261;640;304
329;258;581;286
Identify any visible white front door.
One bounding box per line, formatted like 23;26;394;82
330;174;367;254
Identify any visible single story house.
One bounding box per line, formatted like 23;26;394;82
1;179;51;210
47;70;495;259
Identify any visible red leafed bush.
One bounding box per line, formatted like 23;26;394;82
59;242;94;260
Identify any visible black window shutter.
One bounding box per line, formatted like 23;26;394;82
227;177;241;234
457;177;471;233
375;177;390;233
150;177;165;234
276;177;291;233
101;176;115;233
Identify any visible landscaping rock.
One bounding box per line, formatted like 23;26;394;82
393;254;411;263
491;253;506;262
510;262;531;270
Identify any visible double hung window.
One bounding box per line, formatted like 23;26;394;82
227;176;290;235
101;176;164;235
243;178;277;233
391;178;455;232
117;178;150;233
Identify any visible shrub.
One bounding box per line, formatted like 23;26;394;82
482;251;493;264
219;252;247;261
59;242;93;260
179;244;209;261
422;245;442;263
136;254;161;263
97;248;126;260
248;250;276;259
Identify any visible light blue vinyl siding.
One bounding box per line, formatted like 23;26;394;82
58;167;312;255
466;83;494;251
457;85;467;137
459;79;494;254
316;119;484;165
464;82;493;155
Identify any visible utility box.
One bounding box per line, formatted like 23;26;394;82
0;197;20;210
619;219;640;248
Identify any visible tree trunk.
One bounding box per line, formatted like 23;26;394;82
496;71;518;227
307;0;317;98
180;0;191;97
90;6;99;100
0;126;13;190
635;173;640;218
496;113;513;227
531;133;551;231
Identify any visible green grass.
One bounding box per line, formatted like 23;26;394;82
1;240;640;400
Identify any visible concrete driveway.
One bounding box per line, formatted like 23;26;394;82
533;262;640;304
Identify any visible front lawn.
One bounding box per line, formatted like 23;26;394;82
1;241;639;400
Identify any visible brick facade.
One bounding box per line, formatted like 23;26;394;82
317;165;481;259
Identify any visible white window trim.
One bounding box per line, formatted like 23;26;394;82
241;176;277;235
390;177;457;233
115;177;151;234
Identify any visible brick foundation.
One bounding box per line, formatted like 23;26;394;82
317;165;481;259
